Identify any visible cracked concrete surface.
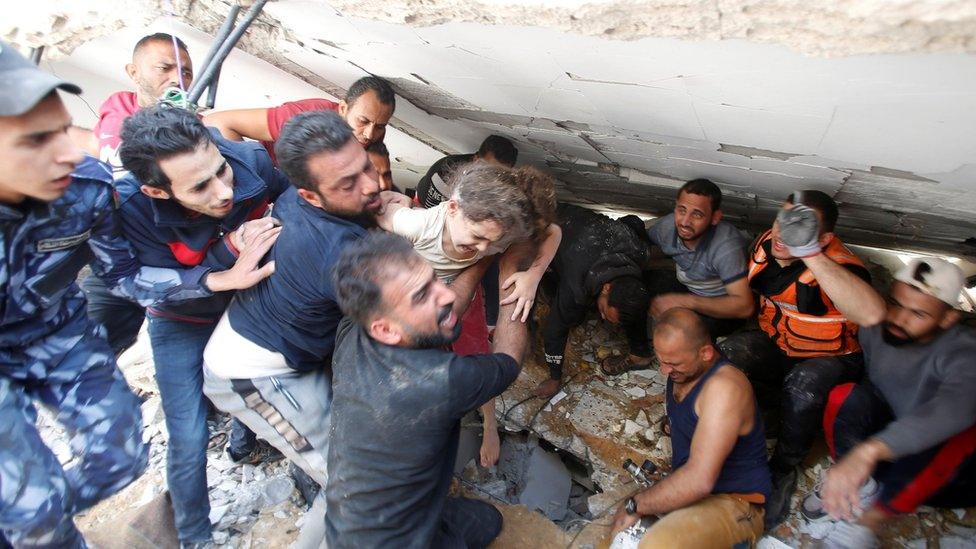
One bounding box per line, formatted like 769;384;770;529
4;0;976;260
327;0;976;57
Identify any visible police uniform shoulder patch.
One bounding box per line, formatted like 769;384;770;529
37;230;91;252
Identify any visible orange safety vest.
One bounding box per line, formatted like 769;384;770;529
748;230;864;358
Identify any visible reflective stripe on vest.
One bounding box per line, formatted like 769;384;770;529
749;230;863;357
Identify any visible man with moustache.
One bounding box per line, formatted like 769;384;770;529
609;308;770;546
643;178;754;338
802;257;976;548
205;75;396;164
82;33;196;356
718;191;878;527
96;33;194;178
325;231;529;548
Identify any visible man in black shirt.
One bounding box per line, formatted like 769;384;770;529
414;135;517;208
326;232;529;548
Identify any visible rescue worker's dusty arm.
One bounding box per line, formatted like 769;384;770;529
777;204;884;326
610;374;748;534
651;277;754;319
203;108;272;142
492;245;531;365
803;253;885;327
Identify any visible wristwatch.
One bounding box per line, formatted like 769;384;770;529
625;496;638;515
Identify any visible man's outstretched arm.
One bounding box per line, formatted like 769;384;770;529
203;108;272;142
491;244;531;365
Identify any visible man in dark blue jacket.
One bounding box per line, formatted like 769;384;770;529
201;111;380;542
203;110;491;543
114;106;288;545
0;42;264;548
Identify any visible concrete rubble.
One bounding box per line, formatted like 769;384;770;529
30;303;976;548
490;297;976;547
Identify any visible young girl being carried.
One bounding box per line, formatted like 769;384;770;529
376;163;560;466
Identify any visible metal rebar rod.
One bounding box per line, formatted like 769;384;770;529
188;0;268;105
205;65;222;109
197;4;241;78
29;46;44;65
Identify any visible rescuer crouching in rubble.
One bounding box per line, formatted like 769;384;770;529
801;256;976;548
536;204;653;399
609;308;771;547
717;191;873;528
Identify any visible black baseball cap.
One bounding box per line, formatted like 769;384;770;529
0;41;81;116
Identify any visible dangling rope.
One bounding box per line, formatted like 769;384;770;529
157;0;198;111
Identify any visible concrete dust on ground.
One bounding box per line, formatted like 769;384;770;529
37;299;976;548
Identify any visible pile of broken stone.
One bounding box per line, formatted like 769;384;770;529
38;315;976;548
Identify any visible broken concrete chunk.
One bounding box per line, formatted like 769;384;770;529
623;420;642;436
588;483;633;517
635;409;649;427
480;479;509;501
518;446;572;521
655;436;671;455
209;504;230;525
624;387;646;399
260;476;295;507
646;404;665;424
140;396;163;428
453;424;483;475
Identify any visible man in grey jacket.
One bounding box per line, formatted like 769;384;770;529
798;252;975;548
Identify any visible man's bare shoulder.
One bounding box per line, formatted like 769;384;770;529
699;361;753;408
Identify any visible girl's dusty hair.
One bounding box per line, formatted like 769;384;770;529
512;166;557;244
450;163;531;247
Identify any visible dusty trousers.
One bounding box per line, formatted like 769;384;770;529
202;365;332;546
635;494;764;549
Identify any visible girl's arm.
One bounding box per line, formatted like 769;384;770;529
500;223;562;322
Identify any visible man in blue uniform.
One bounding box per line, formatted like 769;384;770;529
0;42;270;547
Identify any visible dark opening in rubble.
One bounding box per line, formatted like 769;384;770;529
455;427;598;535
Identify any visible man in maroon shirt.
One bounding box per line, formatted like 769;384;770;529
94;33;193;178
204;76;396;164
82;33;195;357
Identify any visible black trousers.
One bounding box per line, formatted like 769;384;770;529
541;272;651;380
718;330;864;472
433;496;503;549
80;273;145;355
825;381;976;513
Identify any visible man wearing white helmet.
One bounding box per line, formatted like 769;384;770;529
802;256;976;548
